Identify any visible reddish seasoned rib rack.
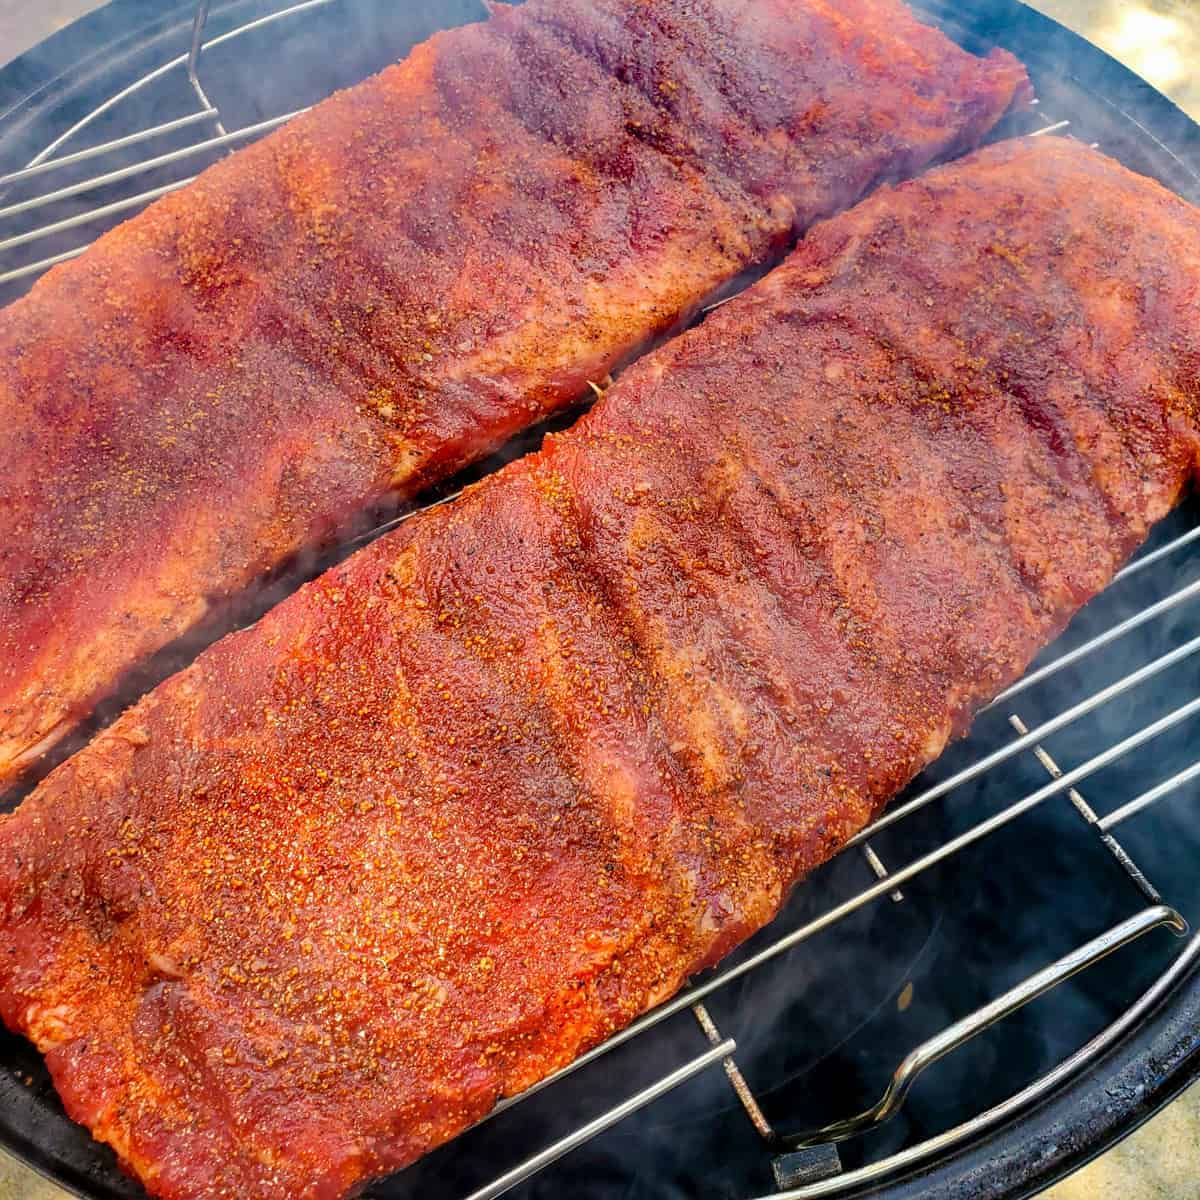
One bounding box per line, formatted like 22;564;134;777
0;0;1029;791
0;136;1196;1200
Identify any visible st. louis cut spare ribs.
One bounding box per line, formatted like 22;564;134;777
0;0;1029;789
0;136;1196;1200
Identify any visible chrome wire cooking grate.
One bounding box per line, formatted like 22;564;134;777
0;4;1198;1200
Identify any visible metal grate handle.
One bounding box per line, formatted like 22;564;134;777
775;905;1187;1154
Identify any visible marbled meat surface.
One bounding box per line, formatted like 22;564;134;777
3;136;1198;1200
0;0;1029;790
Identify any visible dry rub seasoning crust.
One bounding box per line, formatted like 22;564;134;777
4;136;1195;1200
0;0;1030;789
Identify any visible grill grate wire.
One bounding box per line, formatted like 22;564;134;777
0;5;1197;1199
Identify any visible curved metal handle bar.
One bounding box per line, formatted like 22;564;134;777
188;0;229;136
188;0;212;83
761;923;1200;1199
778;904;1187;1151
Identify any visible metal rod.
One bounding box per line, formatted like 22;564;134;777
462;1039;735;1200
1030;119;1071;136
860;842;904;903
1114;526;1200;582
489;695;1200;1117
692;1003;776;1140
778;905;1184;1149
187;0;228;137
761;931;1200;1199
1008;715;1162;905
0;112;216;188
1100;758;1200;831
0;177;196;253
847;631;1200;847
0;245;85;285
1008;713;1098;821
0;110;304;222
188;0;212;82
985;577;1200;709
349;490;465;549
191;0;337;57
